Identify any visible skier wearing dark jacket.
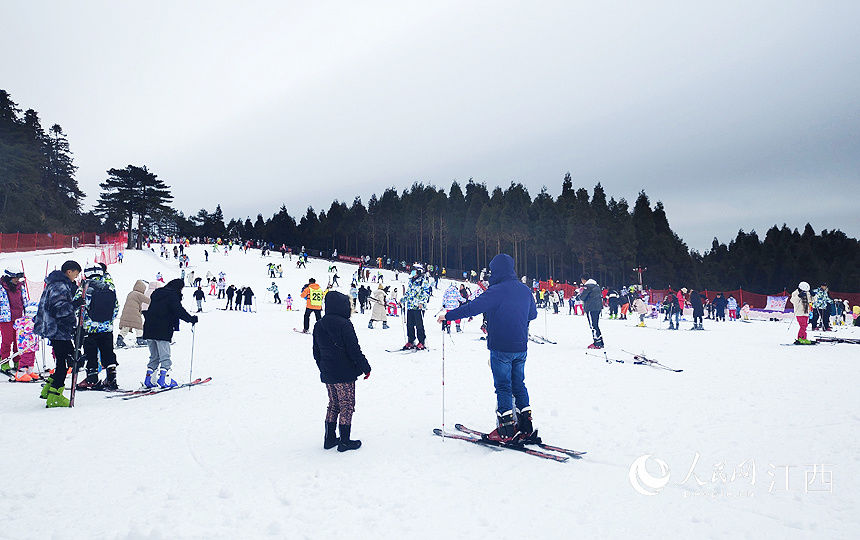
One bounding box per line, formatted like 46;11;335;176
689;290;705;330
439;253;538;442
142;278;198;388
33;261;82;407
576;275;604;348
313;291;371;452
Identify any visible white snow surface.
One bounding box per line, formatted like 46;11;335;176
1;245;858;539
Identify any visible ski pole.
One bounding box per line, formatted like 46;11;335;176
441;321;446;440
189;324;196;387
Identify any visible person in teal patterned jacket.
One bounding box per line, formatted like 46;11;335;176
72;264;120;390
811;284;832;331
401;265;430;350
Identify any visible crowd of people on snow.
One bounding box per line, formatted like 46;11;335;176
2;239;857;458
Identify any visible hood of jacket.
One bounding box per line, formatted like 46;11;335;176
488;254;517;286
45;270;71;286
324;290;351;319
133;280;147;293
165;278;185;291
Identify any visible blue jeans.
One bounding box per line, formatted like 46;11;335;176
489;350;529;414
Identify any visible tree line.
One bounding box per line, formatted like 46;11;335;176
2;88;858;291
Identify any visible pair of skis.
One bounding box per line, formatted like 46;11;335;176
528;334;557;345
586;350;683;372
104;377;212;400
385;347;430;354
434;424;584;462
813;336;860;345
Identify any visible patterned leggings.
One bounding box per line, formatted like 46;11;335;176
325;382;356;425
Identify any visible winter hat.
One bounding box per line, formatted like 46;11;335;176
681;288;688;294
799;281;810;292
4;267;24;279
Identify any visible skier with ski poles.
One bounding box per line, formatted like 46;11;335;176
437;253;537;442
73;264;121;391
576;274;605;348
33;260;82;407
402;265;430;350
141;279;198;388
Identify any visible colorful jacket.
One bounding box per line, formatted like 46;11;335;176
0;279;29;322
812;288;832;309
33;270;78;341
404;276;430;310
442;285;465;310
73;274;119;333
14;316;39;353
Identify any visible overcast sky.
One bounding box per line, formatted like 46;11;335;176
3;1;858;250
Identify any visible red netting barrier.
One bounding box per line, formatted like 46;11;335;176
535;281;860;311
0;232;128;254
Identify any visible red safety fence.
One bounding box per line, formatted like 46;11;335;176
4;232;128;302
0;231;128;253
536;281;860;311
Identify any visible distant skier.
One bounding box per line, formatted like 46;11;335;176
402;265;429;350
576;274;605;348
368;284;389;330
791;282;813;344
268;282;281;304
1;267;29;374
193;286;206;312
437;254;537;442
727;294;738;321
713;292;727;321
242;287;255;312
300;278;324;332
313;291;371;452
225;284;236;310
689;289;705;330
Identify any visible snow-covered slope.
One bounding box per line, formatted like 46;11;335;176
1;245;857;539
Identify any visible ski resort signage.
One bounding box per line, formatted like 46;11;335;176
764;295;789;312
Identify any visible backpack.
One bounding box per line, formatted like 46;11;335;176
88;284;116;323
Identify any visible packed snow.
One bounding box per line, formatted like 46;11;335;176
1;245;857;539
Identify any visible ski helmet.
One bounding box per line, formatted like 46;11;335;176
799;281;810;292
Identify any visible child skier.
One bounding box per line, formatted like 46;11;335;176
12;303;40;381
313;291;371;452
441;282;465;333
285;294;293;311
727;295;738;321
632;295;649;327
141;278;198;388
791;282;813;344
74;264;121;391
117;280;149;348
1;267;29;374
33;260;82;407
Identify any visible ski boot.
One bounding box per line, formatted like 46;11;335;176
324;422;339;450
401;342;415;351
94;366;118;391
25;367;40;380
415;343;426;351
456;323;462;333
116;335;126;348
637;322;646;327
368;320;374;329
337;424;362;452
485;410;516;443
157;369;178;388
40;375;54;399
143;369;158;388
136;337;147;347
516;406;534;438
14;370;33;383
76;371;100;391
382;321;389;329
668;323;675;330
0;357;15;374
45;386;70;408
587;343;603;349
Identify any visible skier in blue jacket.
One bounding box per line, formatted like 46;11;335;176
438;253;537;442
